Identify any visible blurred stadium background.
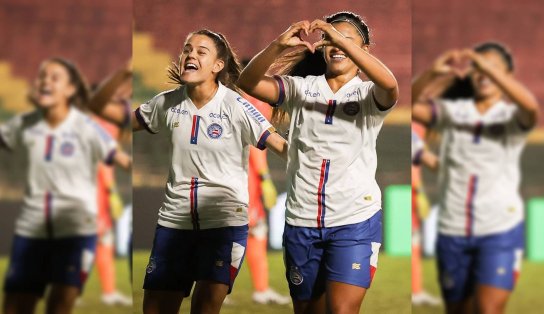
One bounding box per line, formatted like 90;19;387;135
132;0;411;313
0;0;132;313
413;0;544;313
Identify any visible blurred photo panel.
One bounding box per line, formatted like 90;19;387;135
0;0;133;313
412;0;544;313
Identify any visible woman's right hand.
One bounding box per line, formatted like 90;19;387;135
432;49;470;78
274;20;313;52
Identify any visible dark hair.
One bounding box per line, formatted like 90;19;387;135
270;11;370;124
441;41;514;100
168;29;242;92
34;57;90;109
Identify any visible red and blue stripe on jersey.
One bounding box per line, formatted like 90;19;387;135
465;175;478;236
325;100;337;125
44;135;55;161
190;177;200;229
190;116;201;145
317;159;331;228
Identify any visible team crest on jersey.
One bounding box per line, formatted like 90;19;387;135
342;101;360;116
60;142;75;156
207;123;223;139
289;266;303;285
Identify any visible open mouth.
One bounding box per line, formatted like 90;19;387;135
330;54;347;61
184;62;199;72
38;88;52;96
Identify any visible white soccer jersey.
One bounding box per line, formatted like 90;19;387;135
135;83;275;230
430;98;528;236
274;74;393;228
0;107;117;238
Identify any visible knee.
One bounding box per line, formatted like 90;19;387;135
328;300;361;314
478;300;507;314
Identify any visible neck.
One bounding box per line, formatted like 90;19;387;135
325;71;357;93
475;93;502;112
43;103;70;128
187;80;219;109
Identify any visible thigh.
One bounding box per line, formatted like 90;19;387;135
195;225;249;294
143;290;184;314
283;224;325;301
325;211;382;290
190;280;229;314
475;223;524;291
436;234;475;303
3;236;49;296
50;235;97;291
143;225;196;296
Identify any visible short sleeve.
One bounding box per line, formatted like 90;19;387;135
271;75;305;112
427;98;451;130
235;96;276;150
0;114;24;151
411;131;424;165
135;93;168;134
86;119;118;165
509;106;534;134
366;83;396;118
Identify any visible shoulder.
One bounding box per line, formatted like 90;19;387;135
145;87;185;109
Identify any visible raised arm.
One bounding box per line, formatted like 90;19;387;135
238;20;312;104
88;67;132;126
464;49;540;129
310;19;398;109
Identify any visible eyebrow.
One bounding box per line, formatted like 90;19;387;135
184;44;211;52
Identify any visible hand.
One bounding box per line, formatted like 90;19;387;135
309;19;346;51
274;20;313;52
461;49;493;74
109;188;124;220
432;50;472;78
260;177;278;210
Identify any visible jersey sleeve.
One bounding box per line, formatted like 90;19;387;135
235;96;276;150
426;98;452;131
134;92;168;134
271;75;305;113
86;119;118;165
357;81;394;126
366;83;396;118
0;114;24;151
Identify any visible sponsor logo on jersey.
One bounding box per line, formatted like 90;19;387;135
170;107;189;115
236;97;266;123
345;90;359;98
289;266;304;285
173;122;179;128
207;123;223;139
304;90;320;97
343;101;361;116
209;112;229;120
146;258;156;274
60;142;75;156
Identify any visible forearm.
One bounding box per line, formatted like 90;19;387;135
412;69;440;104
264;132;288;161
238;42;285;91
484;67;539;125
113;149;132;171
89;69;131;114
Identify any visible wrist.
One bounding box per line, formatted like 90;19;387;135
270;39;288;51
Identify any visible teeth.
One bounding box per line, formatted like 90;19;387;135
185;63;198;70
332;54;346;59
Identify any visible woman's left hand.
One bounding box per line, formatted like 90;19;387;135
309;19;347;51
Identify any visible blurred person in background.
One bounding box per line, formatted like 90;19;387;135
412;42;540;314
244;96;290;305
411;128;441;306
238;11;398;314
0;57;131;314
87;67;133;306
132;29;288;314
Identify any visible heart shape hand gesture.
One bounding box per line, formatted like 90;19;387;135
276;19;347;53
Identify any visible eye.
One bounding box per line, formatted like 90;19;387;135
198;50;207;56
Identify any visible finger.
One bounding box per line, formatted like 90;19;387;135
312;39;330;51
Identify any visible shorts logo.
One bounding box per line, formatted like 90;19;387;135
343;102;360;116
207;123;223;139
146;258;156;274
497;267;506;275
441;273;455;289
352;263;361;270
289;266;303;285
215;260;224;267
60;142;75;156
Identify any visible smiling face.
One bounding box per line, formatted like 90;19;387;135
31;61;75;109
470;50;509;99
179;34;225;86
323;21;366;77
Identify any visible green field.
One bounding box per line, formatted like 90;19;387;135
132;250;411;314
414;258;544;314
0;256;132;314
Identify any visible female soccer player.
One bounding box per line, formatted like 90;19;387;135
1;57;131;314
132;29;288;314
412;43;540;314
238;11;398;313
